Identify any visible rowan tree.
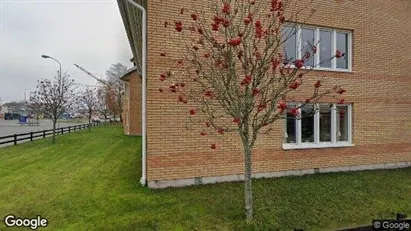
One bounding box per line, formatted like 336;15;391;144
159;0;347;222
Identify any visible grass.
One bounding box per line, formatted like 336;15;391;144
56;119;88;123
0;125;410;230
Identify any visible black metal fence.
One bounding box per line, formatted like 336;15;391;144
0;122;106;146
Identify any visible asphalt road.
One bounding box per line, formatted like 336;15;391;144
0;119;88;147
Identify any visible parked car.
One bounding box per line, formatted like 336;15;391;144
73;114;85;119
91;117;101;123
106;117;120;123
4;113;20;120
104;117;115;122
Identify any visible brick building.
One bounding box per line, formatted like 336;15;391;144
117;0;411;188
121;66;142;135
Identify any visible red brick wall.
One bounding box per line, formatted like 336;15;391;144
143;0;411;181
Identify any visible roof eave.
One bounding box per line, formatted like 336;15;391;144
120;66;138;80
117;0;139;71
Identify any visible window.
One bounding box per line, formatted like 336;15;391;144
283;103;353;149
319;30;332;68
283;24;352;71
284;103;297;144
301;28;315;67
283;26;297;61
301;104;315;143
336;105;349;141
319;104;332;142
336;32;349;69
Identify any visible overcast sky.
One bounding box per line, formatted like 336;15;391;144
0;0;133;103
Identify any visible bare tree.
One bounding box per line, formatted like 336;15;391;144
96;87;111;121
30;71;76;143
75;63;127;121
105;63;127;122
159;0;347;222
77;87;99;132
26;99;44;125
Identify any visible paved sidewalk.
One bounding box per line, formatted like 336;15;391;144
0;119;91;148
0;119;86;137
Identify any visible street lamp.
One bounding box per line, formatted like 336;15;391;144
41;54;62;77
41;54;62;128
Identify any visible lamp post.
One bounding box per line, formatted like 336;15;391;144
41;54;62;128
41;55;61;78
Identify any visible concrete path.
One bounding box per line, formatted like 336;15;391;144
0;119;88;147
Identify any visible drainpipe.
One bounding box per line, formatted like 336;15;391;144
125;0;147;186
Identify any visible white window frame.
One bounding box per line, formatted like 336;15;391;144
283;103;353;150
285;24;352;72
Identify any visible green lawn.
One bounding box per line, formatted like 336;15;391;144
0;125;410;230
56;118;88;123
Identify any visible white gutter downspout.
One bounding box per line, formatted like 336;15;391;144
124;0;147;186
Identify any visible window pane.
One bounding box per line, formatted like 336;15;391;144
336;106;349;141
319;30;332;68
283;26;297;61
319;104;332;142
285;103;297;143
301;104;315;143
337;33;348;69
301;28;315;67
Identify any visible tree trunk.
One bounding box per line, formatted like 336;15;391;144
88;110;91;132
52;120;56;144
241;136;253;223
